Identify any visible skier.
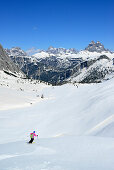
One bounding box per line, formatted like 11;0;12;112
29;131;38;144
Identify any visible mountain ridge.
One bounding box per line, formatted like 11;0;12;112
4;41;114;85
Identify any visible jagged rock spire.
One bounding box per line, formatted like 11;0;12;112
85;41;109;52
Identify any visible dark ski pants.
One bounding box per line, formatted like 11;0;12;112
29;138;34;143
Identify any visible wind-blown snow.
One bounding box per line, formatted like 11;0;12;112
0;71;114;170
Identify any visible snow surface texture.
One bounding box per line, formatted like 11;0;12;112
0;71;48;110
0;71;114;170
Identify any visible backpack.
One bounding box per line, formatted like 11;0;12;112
30;133;34;139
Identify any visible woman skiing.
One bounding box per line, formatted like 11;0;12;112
29;131;38;143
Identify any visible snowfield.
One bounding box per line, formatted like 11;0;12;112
0;71;114;170
0;71;49;110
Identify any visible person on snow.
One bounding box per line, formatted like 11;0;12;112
29;131;38;143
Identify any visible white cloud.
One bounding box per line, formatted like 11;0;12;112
26;47;41;56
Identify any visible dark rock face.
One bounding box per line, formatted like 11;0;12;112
97;55;110;61
5;46;83;84
80;68;109;83
21;57;83;85
77;56;113;83
85;41;109;53
5;42;114;84
0;44;22;74
9;53;112;85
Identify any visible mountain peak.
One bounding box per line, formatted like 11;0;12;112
90;41;96;45
48;46;55;50
85;41;109;52
47;46;66;54
5;47;27;57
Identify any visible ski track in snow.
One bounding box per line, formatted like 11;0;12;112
0;137;114;170
85;115;114;135
0;71;114;170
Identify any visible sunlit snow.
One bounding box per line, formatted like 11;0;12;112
0;71;114;170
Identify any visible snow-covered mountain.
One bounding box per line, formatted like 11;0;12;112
69;55;114;83
5;47;35;71
5;41;113;60
32;41;113;60
5;41;114;85
85;41;109;52
47;46;78;55
5;47;27;57
31;46;78;60
0;70;114;169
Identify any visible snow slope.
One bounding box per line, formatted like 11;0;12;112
0;71;114;170
0;71;49;110
70;58;114;83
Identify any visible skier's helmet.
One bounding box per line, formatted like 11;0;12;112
33;131;35;133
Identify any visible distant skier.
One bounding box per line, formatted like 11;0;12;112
29;131;38;144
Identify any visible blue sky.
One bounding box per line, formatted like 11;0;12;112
0;0;114;51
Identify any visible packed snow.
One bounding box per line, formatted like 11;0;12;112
0;71;114;170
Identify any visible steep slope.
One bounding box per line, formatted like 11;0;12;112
0;44;23;76
69;55;114;83
5;47;33;70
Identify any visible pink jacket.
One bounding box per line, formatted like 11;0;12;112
30;133;37;138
